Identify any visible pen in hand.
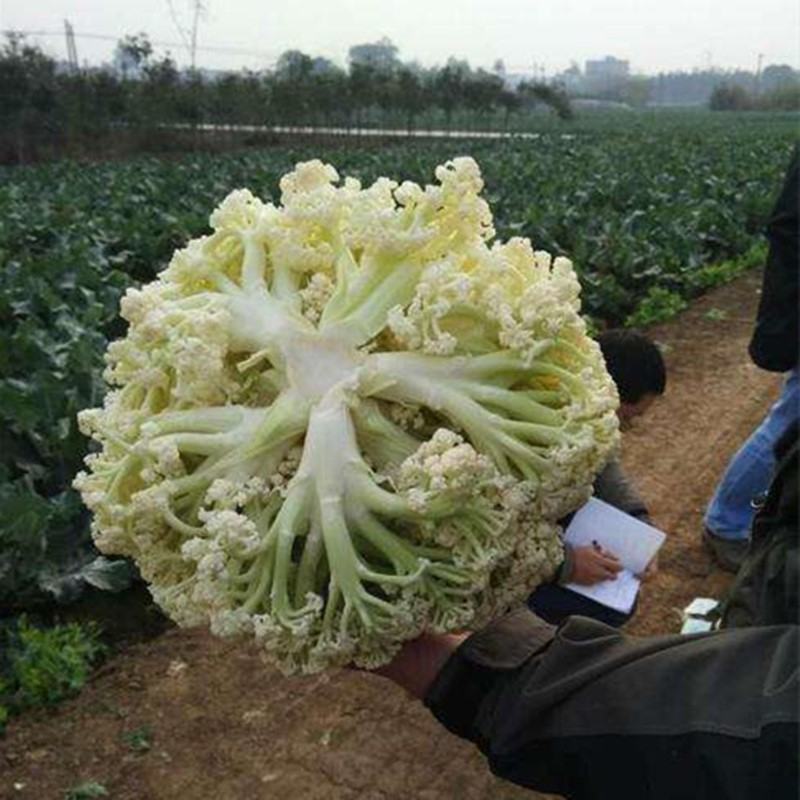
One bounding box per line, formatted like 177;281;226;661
571;540;622;584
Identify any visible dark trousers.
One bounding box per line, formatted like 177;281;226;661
527;583;634;628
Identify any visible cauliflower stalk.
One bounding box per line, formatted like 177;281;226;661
75;157;619;673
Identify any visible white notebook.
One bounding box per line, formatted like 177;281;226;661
562;498;666;614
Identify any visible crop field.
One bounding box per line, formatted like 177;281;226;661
0;107;797;798
0;110;796;614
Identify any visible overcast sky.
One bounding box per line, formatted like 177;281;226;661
2;0;798;75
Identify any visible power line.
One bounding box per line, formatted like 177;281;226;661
2;27;278;62
165;0;191;54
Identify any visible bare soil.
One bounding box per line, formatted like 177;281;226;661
0;271;782;800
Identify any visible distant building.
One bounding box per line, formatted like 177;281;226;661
584;56;629;94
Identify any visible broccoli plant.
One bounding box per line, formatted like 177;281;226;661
75;158;619;673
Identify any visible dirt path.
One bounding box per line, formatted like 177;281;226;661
0;272;782;800
621;270;781;635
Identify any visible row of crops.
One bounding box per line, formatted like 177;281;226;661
1;111;797;614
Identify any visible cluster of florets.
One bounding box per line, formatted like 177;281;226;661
75;157;619;674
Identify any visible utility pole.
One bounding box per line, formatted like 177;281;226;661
755;52;764;95
189;0;205;70
64;19;79;72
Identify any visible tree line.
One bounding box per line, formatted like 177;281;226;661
562;63;800;109
0;33;571;165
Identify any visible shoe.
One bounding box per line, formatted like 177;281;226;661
703;528;749;573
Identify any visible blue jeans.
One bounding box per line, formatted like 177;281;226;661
704;368;799;541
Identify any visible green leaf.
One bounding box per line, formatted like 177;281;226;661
79;557;136;593
65;782;109;800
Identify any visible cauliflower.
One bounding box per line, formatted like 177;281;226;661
75;157;619;674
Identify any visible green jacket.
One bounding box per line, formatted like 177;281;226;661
424;425;799;799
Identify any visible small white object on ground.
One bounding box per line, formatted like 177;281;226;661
680;597;720;634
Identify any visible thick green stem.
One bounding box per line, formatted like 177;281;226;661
351;511;424;575
158;431;231;456
460;382;563;426
106;454;142;500
351;474;418;519
317;243;359;326
241;234;268;293
162;505;205;537
269;480;312;623
368;361;555;479
352;400;421;470
293;516;325;605
500;419;569;447
523;389;569;406
331;261;423;346
167;392;309;497
319;500;371;626
146;406;249;436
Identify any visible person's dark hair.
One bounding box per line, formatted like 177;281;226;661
596;329;666;404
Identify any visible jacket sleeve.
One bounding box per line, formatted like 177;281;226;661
749;149;799;373
555;543;575;585
424;608;798;800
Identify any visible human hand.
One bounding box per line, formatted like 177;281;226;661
571;543;622;585
372;631;468;700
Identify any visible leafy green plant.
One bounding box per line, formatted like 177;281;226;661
122;725;153;753
64;782;109;800
0;617;107;732
692;243;767;291
625;288;690;327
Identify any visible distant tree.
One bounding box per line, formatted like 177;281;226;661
432;59;470;127
309;64;349;126
348;62;379;126
620;75;651;108
348;37;400;72
114;33;153;79
709;83;752;111
211;72;236;124
707;74;799;112
269;51;318;125
139;54;181;124
762;82;800;111
760;64;798;92
311;56;338;75
463;68;504;122
395;66;426;129
497;87;521;129
0;34;58;162
275;49;314;81
517;80;573;120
